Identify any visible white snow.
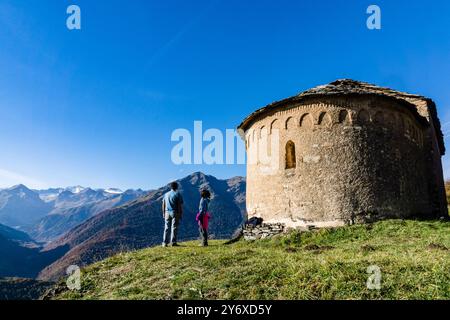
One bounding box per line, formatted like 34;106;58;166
67;186;86;194
104;188;123;195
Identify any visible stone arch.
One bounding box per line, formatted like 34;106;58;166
299;113;313;128
259;125;269;159
373;111;384;125
418;129;423;145
285;140;296;170
268;120;279;156
412;126;418;142
260;125;267;134
338;109;350;124
396;113;404;132
318;111;332;127
385;112;395;128
270;119;279;134
260;126;268;146
285;117;295;130
357;109;370;124
394;112;403;132
246;131;252;149
259;125;266;139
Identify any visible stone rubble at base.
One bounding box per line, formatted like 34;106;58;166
243;222;319;240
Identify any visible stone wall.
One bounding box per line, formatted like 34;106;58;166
243;95;436;227
243;223;285;240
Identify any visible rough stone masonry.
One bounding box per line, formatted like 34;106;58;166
238;79;448;236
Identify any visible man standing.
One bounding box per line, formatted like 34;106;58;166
162;182;183;247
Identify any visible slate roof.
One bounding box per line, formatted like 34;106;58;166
238;79;445;154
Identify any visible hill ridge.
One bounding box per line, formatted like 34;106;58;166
38;173;246;281
48;219;450;300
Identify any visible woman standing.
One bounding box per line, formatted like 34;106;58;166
196;189;211;247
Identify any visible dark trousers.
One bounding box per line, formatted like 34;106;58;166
199;225;208;246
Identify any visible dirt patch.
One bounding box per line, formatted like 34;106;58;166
361;245;376;252
109;264;135;276
303;244;334;253
428;243;448;251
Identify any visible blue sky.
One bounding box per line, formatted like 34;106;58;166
0;0;449;190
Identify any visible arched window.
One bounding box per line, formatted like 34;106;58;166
285;141;296;169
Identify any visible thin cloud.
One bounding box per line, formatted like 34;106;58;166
145;0;221;68
0;168;47;189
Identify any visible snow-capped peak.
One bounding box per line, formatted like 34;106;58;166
66;186;86;194
104;188;123;195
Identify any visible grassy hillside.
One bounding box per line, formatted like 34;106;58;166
39;173;245;281
51;219;449;300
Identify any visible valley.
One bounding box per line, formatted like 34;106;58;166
0;173;246;285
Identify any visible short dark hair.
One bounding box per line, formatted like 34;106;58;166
170;182;178;190
201;189;211;198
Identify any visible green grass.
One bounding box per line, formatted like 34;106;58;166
53;219;450;300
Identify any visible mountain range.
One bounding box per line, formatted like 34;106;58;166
38;173;246;281
29;187;147;242
0;185;146;242
0;173;246;282
0;185;52;228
